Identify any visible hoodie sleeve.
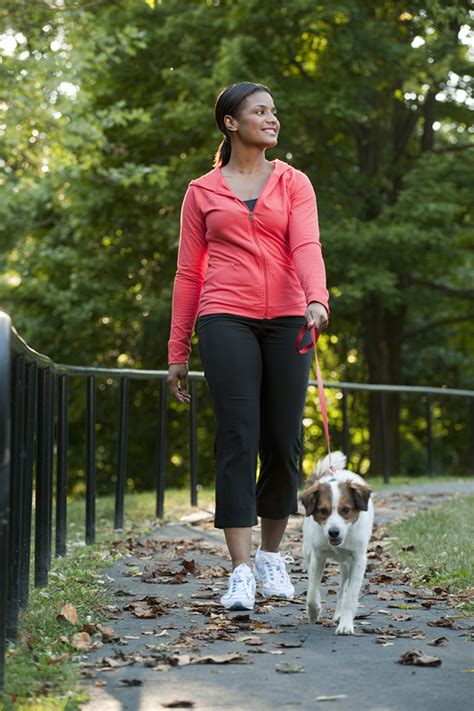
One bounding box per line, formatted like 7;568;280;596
168;186;208;365
287;171;330;315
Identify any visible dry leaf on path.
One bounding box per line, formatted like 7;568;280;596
119;679;143;686
161;702;195;708
71;632;93;651
427;617;461;629
57;603;78;625
427;637;448;646
315;695;348;702
275;663;305;673
397;649;442;667
190;653;249;665
197;565;228;579
98;625;119;643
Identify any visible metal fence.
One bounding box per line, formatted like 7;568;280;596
0;308;473;690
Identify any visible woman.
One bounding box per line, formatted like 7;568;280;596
167;82;329;611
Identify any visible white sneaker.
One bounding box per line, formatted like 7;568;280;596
253;547;295;599
220;563;256;611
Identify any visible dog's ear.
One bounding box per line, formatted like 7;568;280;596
301;484;319;516
349;482;371;512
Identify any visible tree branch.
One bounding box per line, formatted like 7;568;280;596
409;279;474;299
402;312;474;341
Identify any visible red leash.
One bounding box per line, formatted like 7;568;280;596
295;324;335;474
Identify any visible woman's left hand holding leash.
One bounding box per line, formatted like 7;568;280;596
305;301;329;332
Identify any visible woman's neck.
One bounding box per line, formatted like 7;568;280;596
223;149;270;175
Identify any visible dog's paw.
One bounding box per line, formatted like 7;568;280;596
335;619;354;635
306;602;321;624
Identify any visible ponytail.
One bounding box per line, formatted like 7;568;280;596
213;134;232;168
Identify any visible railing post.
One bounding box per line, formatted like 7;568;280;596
114;377;129;529
380;392;389;483
425;395;433;477
56;374;68;557
190;379;198;507
86;375;96;545
0;313;12;692
7;354;26;640
341;389;349;459
19;361;37;608
35;367;50;587
469;398;474;477
46;371;56;569
156;378;168;519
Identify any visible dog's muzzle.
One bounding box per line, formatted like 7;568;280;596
328;528;342;546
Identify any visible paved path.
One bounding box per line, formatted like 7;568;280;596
80;483;474;711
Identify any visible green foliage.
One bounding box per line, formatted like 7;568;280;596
0;0;472;487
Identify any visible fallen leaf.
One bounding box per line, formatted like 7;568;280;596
95;679;106;686
427;617;461;630
427;637;448;646
378;590;405;601
191;653;249;665
71;632;93;651
275;640;305;648
315;695;348;702
389;613;413;622
276;663;305;673
57;603;78;625
102;655;135;668
45;652;70;665
197;565;228;579
397;649;441;667
98;625;119;643
161;702;195;708
181;559;198;574
119;679;143;686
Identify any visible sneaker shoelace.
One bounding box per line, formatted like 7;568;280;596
228;568;253;595
260;554;294;585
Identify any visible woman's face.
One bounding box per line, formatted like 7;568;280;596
225;90;280;148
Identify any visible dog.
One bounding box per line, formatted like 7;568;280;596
301;451;373;635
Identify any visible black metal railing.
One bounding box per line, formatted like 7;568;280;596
0;309;473;690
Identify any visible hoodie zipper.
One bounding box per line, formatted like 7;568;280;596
248;202;269;319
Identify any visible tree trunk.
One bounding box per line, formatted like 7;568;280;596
361;298;406;477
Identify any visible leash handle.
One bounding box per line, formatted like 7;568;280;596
296;323;334;473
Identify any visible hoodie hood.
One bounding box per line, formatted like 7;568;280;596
189;158;293;198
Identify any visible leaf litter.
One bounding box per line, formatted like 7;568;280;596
79;493;469;690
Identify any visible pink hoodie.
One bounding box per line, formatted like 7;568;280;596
168;159;329;364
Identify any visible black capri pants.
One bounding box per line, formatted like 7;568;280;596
197;313;313;529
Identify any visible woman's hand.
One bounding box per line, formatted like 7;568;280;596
305;301;329;332
167;364;191;404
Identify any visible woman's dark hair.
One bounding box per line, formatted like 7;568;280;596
213;82;273;167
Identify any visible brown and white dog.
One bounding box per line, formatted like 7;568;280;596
301;451;373;635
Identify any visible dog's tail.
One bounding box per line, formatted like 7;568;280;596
313;451;347;479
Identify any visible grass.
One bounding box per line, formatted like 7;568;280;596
389;493;474;595
1;544;116;710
